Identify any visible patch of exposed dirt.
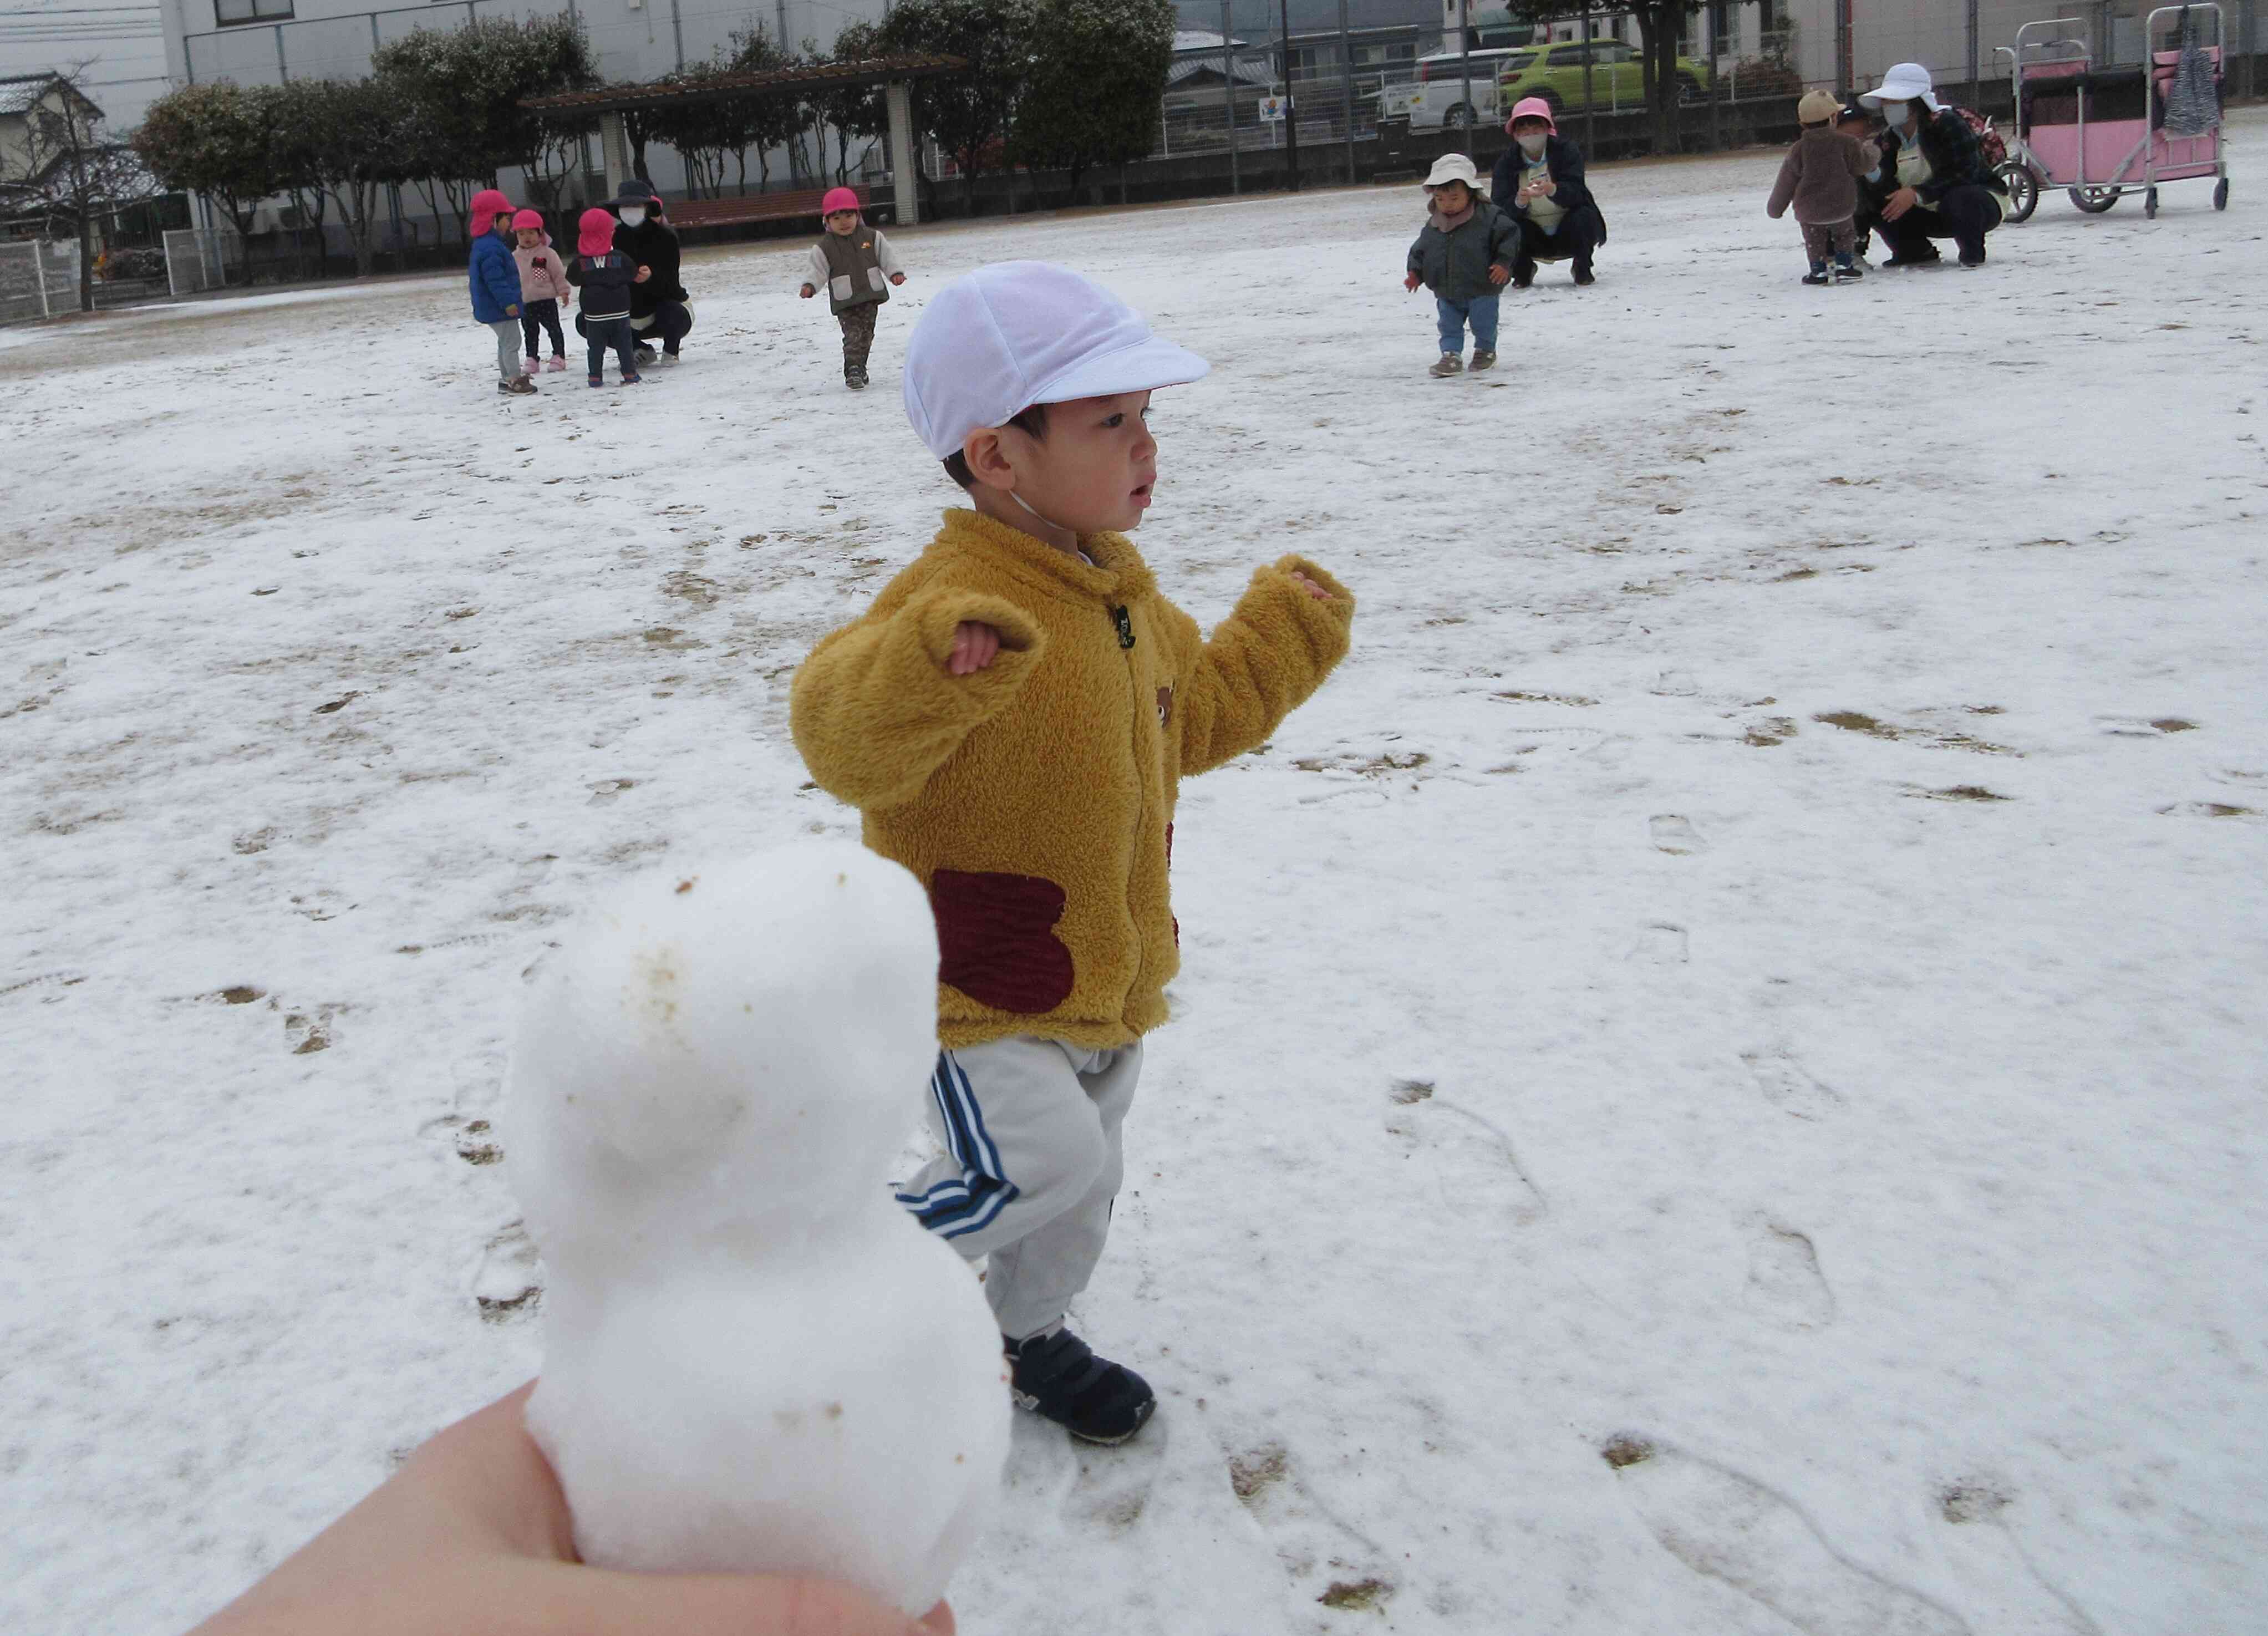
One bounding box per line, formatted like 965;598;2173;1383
1318;1578;1390;1612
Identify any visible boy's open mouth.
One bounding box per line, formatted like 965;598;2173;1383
1131;481;1154;505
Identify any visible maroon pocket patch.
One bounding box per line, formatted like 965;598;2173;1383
929;870;1075;1014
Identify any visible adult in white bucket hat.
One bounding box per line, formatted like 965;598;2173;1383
799;260;1354;1449
1855;62;2010;268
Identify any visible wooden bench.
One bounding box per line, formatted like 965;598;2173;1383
664;186;872;229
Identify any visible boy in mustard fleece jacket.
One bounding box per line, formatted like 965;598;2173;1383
790;262;1354;1446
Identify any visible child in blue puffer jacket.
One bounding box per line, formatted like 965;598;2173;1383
469;188;535;397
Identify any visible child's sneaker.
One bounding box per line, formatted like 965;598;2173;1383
1833;260;1864;282
1468;349;1497;372
588;375;604;388
621;372;643;385
1428;352;1463;377
1006;1328;1155;1445
846;367;869;390
545;356;567;372
1802;263;1831;286
498;375;537;395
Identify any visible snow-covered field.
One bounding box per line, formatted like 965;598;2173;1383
6;110;2266;1635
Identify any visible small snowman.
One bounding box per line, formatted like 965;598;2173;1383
505;841;1010;1617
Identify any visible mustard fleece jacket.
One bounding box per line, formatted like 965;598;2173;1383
791;508;1355;1051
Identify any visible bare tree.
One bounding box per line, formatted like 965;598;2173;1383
6;65;160;313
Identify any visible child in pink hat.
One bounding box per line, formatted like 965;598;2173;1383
571;206;643;388
467;187;534;395
797;187;907;391
510;210;572;372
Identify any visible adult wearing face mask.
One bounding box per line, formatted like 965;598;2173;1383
1488;97;1607;288
1855;63;2008;268
609;181;694;365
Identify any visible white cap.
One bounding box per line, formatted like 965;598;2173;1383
1860;62;1940;110
1423;153;1480;189
902;262;1210;460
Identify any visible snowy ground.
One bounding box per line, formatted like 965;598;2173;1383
6;111;2267;1635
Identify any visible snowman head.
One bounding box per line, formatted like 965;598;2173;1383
506;842;938;1251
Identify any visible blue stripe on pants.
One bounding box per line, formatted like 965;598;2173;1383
894;1051;1020;1238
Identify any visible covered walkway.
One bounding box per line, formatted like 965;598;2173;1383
522;54;965;226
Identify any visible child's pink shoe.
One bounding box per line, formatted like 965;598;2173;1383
545;357;567;372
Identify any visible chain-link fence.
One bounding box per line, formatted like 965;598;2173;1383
164;227;247;298
0;239;83;326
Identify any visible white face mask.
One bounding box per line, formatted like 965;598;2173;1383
619;207;646;228
1877;99;1910;129
1518;134;1548;157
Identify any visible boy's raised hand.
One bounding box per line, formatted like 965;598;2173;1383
948;622;1003;675
1288;571;1334;602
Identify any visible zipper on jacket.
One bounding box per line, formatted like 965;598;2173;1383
1112;605;1135;649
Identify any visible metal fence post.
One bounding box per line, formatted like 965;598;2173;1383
1222;0;1240;195
1458;0;1473;156
1282;0;1301;187
275;23;287;80
1339;0;1354;183
1583;10;1596;157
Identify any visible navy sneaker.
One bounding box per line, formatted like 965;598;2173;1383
1006;1328;1155;1445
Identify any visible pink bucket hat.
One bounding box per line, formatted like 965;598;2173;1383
577;206;616;257
1504;96;1558;134
469;187;516;236
821;186;861;216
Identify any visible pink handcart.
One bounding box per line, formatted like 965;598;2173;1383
1994;4;2231;221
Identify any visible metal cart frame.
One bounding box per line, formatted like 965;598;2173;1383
1993;5;2230;221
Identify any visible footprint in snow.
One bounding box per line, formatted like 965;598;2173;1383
471;1221;542;1322
1746;1218;1837;1331
1649;815;1707;855
1601;1436;1970;1635
1742;1051;1845;1121
2092;715;2197;737
1632;923;1690;964
1386;1096;1547;1226
1933;1480;2106;1635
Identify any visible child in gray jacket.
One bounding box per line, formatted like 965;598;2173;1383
1402;153;1518;378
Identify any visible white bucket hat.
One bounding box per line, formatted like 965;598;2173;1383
902;262;1209;460
1860;62;1941;111
1423;153;1481;189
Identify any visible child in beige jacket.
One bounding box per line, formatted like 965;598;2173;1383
511;210;573;373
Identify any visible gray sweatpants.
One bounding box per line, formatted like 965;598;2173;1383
895;1037;1142;1343
489;318;523;380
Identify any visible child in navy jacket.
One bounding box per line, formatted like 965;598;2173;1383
571;207;643;389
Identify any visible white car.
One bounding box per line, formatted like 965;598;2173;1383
1381;47;1537;130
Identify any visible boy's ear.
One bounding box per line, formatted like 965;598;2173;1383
961;427;1018;492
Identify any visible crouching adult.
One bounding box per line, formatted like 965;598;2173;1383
1489;96;1607;287
1857;63;2008;268
609;180;694;364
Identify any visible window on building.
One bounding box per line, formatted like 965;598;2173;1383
216;0;294;26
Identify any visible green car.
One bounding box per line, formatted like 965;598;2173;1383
1496;39;1713;114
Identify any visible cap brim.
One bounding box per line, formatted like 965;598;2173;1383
1028;334;1211;407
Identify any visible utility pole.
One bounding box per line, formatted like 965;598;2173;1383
1280;0;1300;190
1458;0;1473;156
1222;0;1240;194
1835;0;1852;94
1966;0;1980;106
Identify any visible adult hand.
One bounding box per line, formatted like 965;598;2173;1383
1487;265;1511;286
634;266;652;284
1403;271;1421;292
948;623;1002;675
187;1384;954;1636
1883;185;1920;221
800;284;817;299
1532;177;1556;197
